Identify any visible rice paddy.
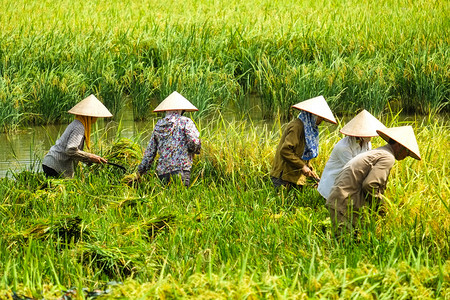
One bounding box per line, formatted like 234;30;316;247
0;113;449;299
0;0;449;298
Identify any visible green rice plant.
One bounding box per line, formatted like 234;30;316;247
0;0;449;295
196;113;277;187
392;50;450;114
1;0;448;130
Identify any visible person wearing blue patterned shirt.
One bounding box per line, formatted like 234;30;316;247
270;96;336;189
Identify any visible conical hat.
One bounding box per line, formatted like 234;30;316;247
340;109;386;137
68;94;113;118
153;91;198;112
376;126;421;160
291;95;336;124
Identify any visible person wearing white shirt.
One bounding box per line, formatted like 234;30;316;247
318;110;386;200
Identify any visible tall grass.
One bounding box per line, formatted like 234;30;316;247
0;114;448;298
0;0;448;130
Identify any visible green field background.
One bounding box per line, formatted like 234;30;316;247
1;0;449;130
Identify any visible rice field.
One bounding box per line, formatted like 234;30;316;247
0;0;449;298
0;0;449;130
0;113;449;299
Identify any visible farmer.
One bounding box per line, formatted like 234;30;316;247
318;109;386;200
42;94;112;178
134;91;201;187
270;95;337;190
326;126;421;238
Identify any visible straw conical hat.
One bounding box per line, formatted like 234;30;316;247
340;109;386;137
376;126;421;160
291;95;336;124
68;94;113;118
153;91;198;112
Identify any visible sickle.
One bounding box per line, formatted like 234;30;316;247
106;162;127;172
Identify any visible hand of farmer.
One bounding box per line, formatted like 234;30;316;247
310;170;321;182
90;154;107;164
301;165;320;186
301;165;315;178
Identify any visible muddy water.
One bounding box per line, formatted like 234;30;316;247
0;124;62;178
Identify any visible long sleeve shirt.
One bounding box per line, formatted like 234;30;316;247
138;112;201;176
42;119;93;177
325;144;396;215
318;136;371;200
270;119;313;185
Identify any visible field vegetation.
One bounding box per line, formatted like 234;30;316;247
0;0;449;130
0;113;449;298
0;0;449;298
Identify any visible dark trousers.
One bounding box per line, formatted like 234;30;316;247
42;164;61;178
271;176;303;191
158;170;191;187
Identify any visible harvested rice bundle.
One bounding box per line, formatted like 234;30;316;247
13;215;88;244
104;138;142;169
